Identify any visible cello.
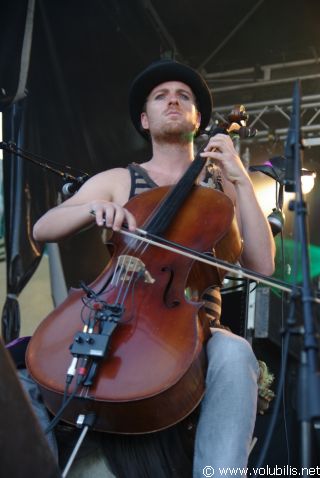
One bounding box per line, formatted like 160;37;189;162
26;114;245;435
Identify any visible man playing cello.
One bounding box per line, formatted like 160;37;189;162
32;60;275;477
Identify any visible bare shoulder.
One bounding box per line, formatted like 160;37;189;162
63;167;131;206
88;167;130;188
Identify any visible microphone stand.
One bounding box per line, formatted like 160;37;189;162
0;140;90;194
254;80;320;469
283;80;320;466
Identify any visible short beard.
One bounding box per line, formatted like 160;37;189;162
152;125;197;145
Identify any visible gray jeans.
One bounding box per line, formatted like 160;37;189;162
193;328;260;478
18;368;59;459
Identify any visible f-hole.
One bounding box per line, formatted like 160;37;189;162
161;267;180;308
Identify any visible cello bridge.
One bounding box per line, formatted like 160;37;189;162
112;255;155;284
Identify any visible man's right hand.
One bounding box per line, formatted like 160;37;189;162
88;201;137;231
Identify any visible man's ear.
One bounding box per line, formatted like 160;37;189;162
196;111;201;131
140;112;149;131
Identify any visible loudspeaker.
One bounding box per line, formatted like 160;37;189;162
253;287;304;359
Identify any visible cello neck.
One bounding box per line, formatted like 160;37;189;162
144;154;207;236
144;127;229;236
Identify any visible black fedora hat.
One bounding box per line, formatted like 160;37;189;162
129;59;213;139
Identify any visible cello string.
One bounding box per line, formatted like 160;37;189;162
118;267;143;313
111;255;125;286
114;255;139;305
118;233;158;303
81;227;147;312
91;210;147;265
98;231;154;314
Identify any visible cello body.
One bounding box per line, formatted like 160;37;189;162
26;185;242;434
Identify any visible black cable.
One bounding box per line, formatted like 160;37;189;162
62;381;71;406
45;383;81;435
13;143;89;177
254;317;293;467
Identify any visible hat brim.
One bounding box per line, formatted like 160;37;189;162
129;60;213;139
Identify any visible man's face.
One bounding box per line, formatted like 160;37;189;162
140;81;201;142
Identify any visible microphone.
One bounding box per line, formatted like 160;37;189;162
249;157;286;236
0;141;17;152
267;208;285;236
249;156;286;183
62;175;90;197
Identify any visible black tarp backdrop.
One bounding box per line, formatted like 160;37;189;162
0;0;47;342
0;1;28;107
1;101;46;342
0;0;156;340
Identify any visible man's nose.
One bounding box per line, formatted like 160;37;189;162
168;95;179;105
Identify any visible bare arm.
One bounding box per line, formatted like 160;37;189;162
200;134;275;276
33;168;136;242
232;177;275;275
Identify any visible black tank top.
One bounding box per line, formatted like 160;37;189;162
128;161;224;199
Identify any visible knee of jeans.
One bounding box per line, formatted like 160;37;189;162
206;331;259;374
